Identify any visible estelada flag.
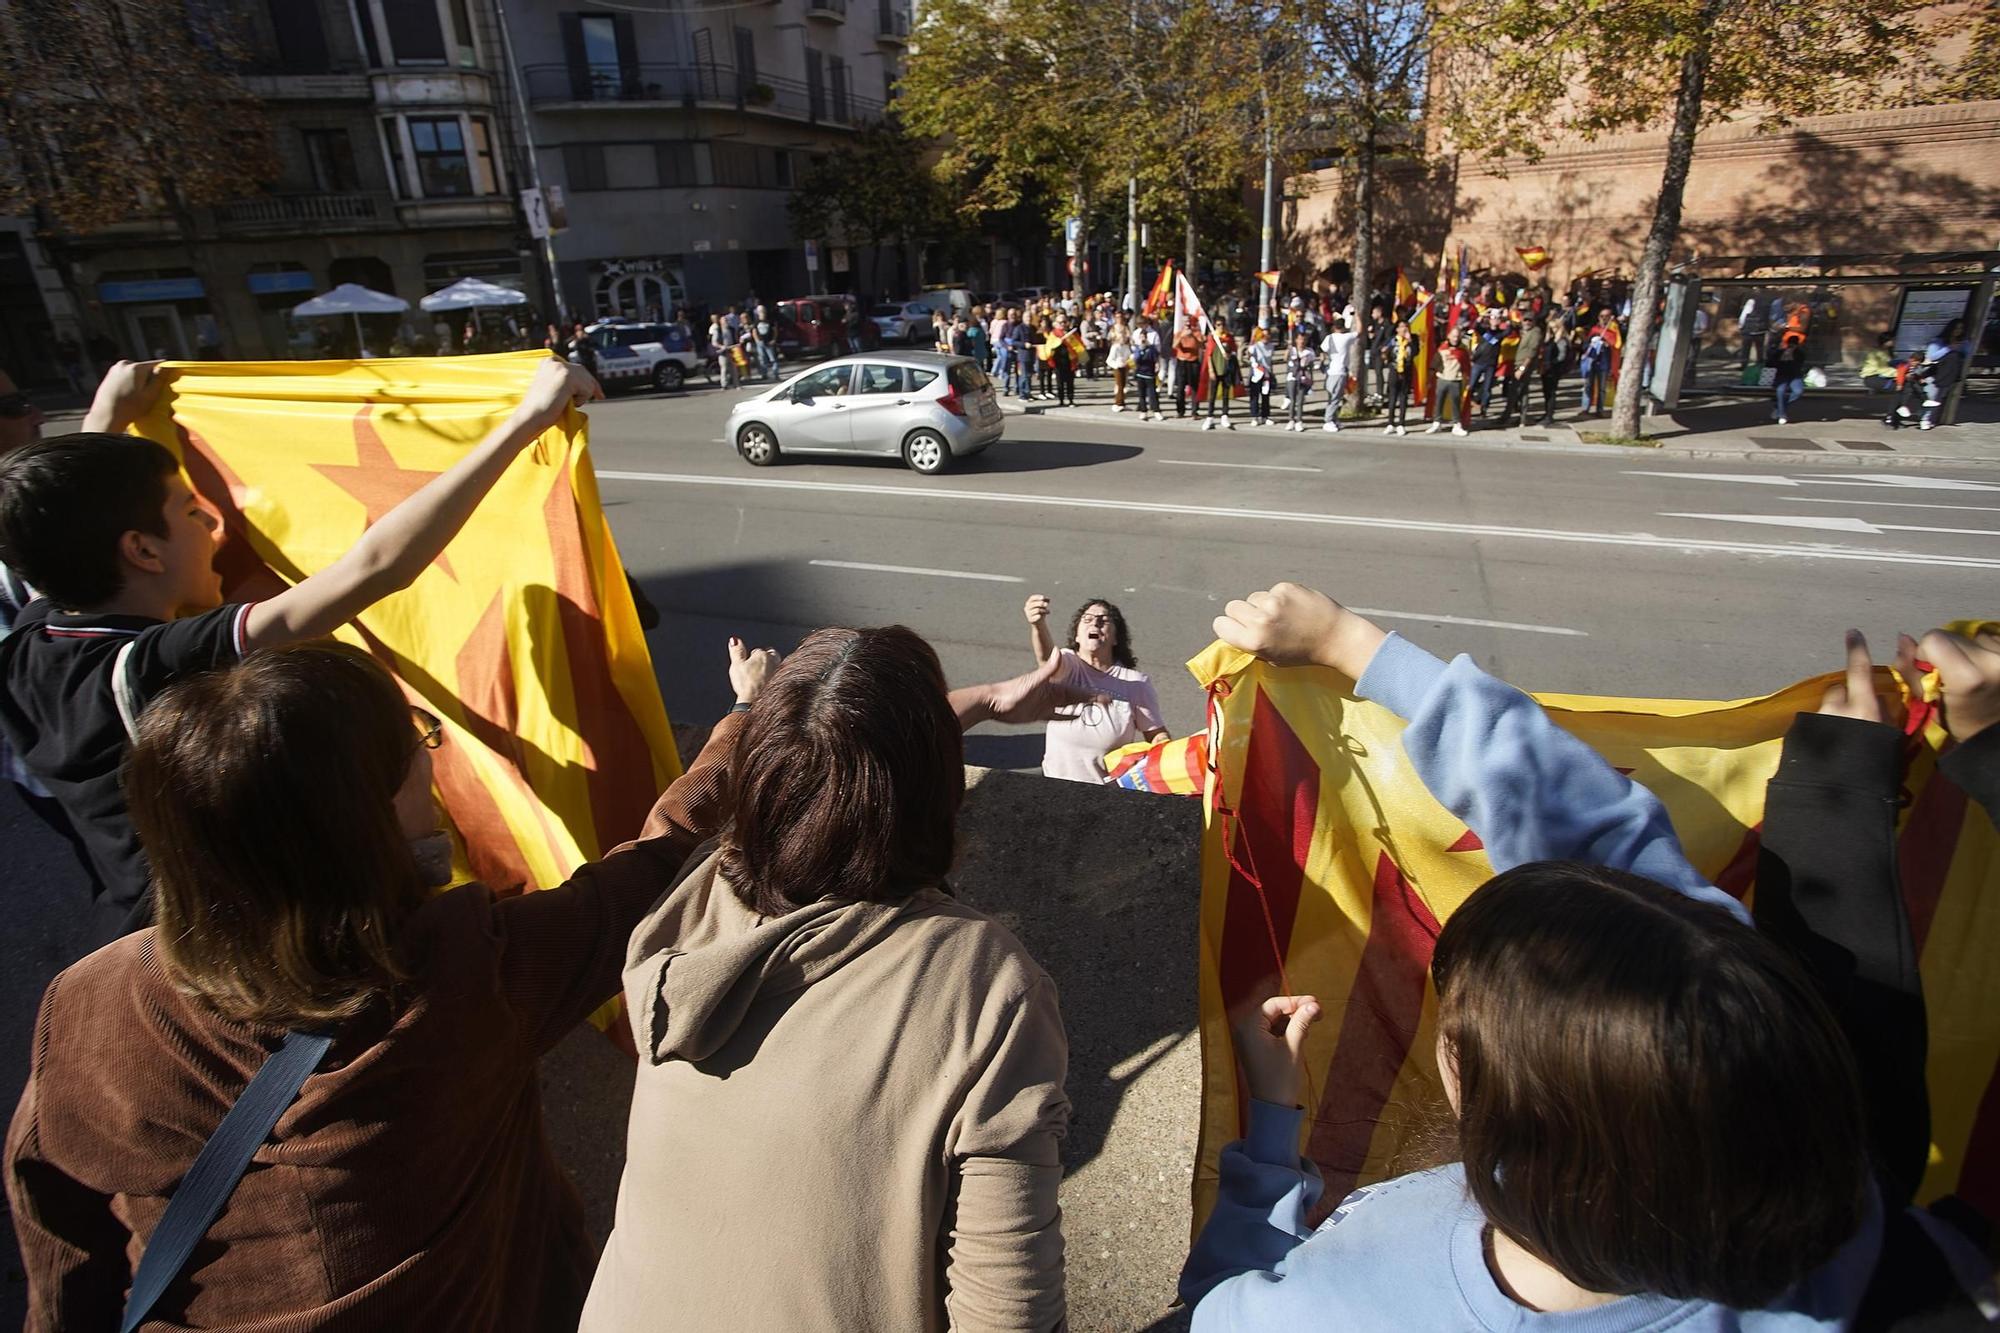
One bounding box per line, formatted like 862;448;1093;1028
1255;271;1281;289
1185;627;2000;1234
131;353;682;1015
1516;245;1552;271
1143;262;1177;319
1407;297;1435;419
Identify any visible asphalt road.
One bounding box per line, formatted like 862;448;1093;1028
2;372;1995;1321
589;380;2000;771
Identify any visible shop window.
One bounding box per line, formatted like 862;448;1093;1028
409;117;471;197
303;129;360;192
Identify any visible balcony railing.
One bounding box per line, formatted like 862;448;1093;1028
807;0;847;18
213;192;391;234
520;62;884;127
877;2;910;41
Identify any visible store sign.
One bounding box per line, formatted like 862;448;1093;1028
246;271;317;295
97;277;206;304
522;187;551;239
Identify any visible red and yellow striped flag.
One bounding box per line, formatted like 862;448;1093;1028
1516;245;1551;271
1143;262;1177;319
133;354;681;1033
1394;268;1413;310
1255;271;1281;290
1188;629;2000;1232
1408;297;1435;420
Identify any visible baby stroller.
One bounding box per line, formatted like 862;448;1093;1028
1884;344;1962;432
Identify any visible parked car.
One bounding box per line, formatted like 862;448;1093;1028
727;352;1004;475
870;302;933;344
771;296;881;360
584;320;703;392
909;288;974;317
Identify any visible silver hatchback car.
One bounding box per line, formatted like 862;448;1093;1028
727;352;1005;474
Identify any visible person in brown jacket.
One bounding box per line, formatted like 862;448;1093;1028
581;626;1074;1333
7;635;1088;1330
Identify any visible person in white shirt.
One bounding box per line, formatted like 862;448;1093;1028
1022;593;1168;784
1320;316;1360;432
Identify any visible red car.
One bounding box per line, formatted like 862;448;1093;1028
772;295;881;360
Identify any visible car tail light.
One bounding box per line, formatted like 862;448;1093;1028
939;384;967;417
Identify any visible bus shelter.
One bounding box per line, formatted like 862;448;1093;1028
1650;252;1998;425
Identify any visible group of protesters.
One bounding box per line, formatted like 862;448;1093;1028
1;357;1998;1329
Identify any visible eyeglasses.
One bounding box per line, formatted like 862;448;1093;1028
0;392;35;419
411;706;444;750
1079;613;1113;626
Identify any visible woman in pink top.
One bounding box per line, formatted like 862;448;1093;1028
1023;593;1170;783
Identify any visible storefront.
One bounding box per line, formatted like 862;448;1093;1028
95;273;216;360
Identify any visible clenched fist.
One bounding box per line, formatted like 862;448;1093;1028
1024;593;1051;626
1213;582;1387;679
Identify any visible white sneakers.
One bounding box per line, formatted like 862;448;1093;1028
1425;421;1442;434
1201;418;1215;431
1112;404;1126;412
1452;424;1468;436
1776;416;1789;425
1225;418;1236;430
1896;405;1912;418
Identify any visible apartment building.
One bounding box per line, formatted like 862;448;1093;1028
13;0;532;366
506;0;913;318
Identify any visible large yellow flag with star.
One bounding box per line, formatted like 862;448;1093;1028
1173;632;2000;1234
131;352;680;912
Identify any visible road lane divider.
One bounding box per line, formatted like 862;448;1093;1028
808;559;1022;583
593;470;2000;571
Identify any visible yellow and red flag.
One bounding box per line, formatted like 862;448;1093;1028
1185;629;2000;1234
1394;268;1414;310
1408;297;1435;420
132;353;681;971
1143;262;1177;319
1255;270;1281;290
1516;245;1551;271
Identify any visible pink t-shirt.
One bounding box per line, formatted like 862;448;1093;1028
1040;650;1166;784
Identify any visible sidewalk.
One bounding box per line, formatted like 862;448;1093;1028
1000;372;2000;469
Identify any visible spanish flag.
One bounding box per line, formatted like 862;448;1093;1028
1394;268;1413;310
1407;297;1435;420
1187;630;2000;1232
1143;262;1176;319
132;354;681;1005
1255;271;1281;289
1516;245;1551;271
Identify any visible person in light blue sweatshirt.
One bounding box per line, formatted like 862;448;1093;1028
1179;583;1995;1331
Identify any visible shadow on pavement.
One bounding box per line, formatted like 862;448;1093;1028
972;439;1145;474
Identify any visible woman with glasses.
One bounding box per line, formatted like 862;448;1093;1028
1023;592;1170;783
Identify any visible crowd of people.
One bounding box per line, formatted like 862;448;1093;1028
0;359;1997;1329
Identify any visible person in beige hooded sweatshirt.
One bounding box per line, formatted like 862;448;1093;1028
582;625;1080;1333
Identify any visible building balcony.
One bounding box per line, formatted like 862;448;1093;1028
806;0;847;20
520;63;884;129
370;67;498;110
393;195;517;229
212;192;394;235
238;71;373;101
876;2;910;43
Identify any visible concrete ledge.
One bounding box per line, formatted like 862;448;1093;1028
539;763;1204;1332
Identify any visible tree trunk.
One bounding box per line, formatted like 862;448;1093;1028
1351;127;1377;316
1610;29;1712;438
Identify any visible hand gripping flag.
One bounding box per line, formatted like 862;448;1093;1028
1184;629;2000;1234
131;354;682;1018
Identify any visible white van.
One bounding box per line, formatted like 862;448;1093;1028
909;288;975;316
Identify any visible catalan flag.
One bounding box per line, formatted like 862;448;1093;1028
1106;733;1209;795
1188;627;2000;1233
132;353;681;1030
1143;262;1177;319
1516;245;1551;271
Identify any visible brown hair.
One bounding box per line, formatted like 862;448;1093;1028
720;626;962;917
1431;862;1867;1307
124;642;429;1026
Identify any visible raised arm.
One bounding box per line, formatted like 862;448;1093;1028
1023;593;1057;665
242;358;601;649
950;651;1102;731
1215;582;1748;923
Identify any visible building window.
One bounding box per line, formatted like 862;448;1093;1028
267;0;330;72
409;116;471;196
563;143;608;192
381;0;446;64
772;149;792;188
468;116;499;193
710;143;792;189
733;26;756;91
830;56;848;123
656;141;695;187
353;0;382;64
445;0;476;66
380;118;412;196
579;14;620;97
806;49;823;121
302;128;360;191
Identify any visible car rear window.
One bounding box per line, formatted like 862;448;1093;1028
947;363;989;393
909;369;938;389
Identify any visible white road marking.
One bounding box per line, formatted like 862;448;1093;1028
1780;496;2000;514
1156;458;1324;474
808;558;1023;583
1628;470;2000;493
1665;512;1999;538
1349;607;1587;637
593;471;2000;571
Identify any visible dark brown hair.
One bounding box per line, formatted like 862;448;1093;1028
720;626;962;916
124;642;429;1026
1431;861;1867;1307
0;432;175;608
1065;597;1137;669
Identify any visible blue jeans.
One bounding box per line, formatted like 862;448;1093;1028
1774;376;1804;418
754;340;777;379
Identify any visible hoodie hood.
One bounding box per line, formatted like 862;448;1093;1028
622;850;931;1066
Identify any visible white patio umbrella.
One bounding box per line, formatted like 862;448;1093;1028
291;283;409;356
419;277;529;313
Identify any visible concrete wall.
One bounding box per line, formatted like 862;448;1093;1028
539;764;1205;1333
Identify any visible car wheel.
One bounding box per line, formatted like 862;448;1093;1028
736;423;780;467
654;361;685;391
902;429;950;475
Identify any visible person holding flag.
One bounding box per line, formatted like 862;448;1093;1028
1383;314;1418;435
1202;326;1242;431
